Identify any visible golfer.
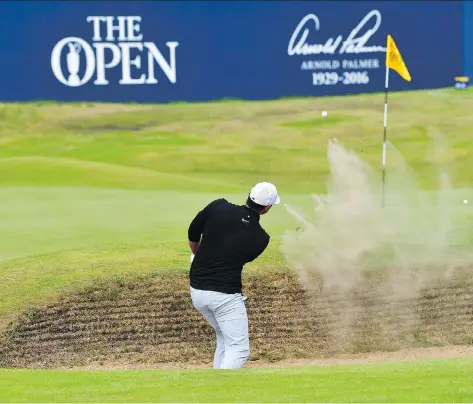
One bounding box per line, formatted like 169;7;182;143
187;181;280;369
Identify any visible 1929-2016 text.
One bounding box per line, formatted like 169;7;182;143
312;71;370;86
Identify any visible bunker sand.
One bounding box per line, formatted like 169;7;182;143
64;345;473;370
1;270;472;369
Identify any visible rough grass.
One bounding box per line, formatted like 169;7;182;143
1;268;472;369
2;89;473;194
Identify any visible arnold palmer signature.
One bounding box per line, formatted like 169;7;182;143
288;10;387;56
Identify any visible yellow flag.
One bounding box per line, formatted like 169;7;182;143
386;34;411;82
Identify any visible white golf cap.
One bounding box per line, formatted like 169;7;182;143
249;181;281;206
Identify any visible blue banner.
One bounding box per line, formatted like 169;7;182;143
463;1;473;80
0;1;463;103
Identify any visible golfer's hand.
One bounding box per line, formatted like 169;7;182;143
190;253;195;263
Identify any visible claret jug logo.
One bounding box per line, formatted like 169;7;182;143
51;16;179;87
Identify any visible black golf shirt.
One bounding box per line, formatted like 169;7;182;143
188;198;270;294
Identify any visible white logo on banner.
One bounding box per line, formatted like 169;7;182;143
287;10;387;87
51;16;179;87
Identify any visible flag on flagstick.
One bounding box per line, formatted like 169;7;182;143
382;34;411;207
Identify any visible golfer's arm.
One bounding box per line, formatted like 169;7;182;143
247;235;270;263
188;199;222;254
188;240;200;254
187;208;208;253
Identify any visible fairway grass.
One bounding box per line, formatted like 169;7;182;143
1;358;472;402
2;88;473;330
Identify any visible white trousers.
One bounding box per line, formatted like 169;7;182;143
190;286;250;369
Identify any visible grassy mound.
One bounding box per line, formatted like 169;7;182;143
1;268;471;368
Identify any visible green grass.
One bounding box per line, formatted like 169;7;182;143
1;358;472;402
2;88;473;329
0;188;291;327
3;89;473;193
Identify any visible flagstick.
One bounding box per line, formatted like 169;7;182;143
381;63;389;208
